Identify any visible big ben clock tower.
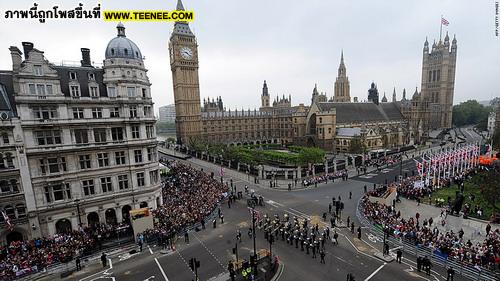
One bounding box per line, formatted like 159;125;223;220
169;0;202;145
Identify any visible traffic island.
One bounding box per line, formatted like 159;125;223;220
228;254;281;281
374;252;394;263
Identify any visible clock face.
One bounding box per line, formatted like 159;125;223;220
180;47;193;60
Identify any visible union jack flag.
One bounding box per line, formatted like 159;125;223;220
441;17;449;26
2;211;13;231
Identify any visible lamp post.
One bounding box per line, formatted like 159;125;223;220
74;199;82;226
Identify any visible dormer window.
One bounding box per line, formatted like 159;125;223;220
124;48;128;55
69;72;77;80
111;48;115;55
34;65;43;76
135;51;139;58
88;73;95;81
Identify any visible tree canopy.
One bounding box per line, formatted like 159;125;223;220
452;100;492;129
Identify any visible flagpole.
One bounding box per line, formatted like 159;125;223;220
440;15;443;41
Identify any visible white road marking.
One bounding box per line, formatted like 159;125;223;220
289;207;310;218
266;200;284;208
364;263;386;281
149;245;154;254
155;257;170;281
80;258;113;281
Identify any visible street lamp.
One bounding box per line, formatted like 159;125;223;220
74;199;82;226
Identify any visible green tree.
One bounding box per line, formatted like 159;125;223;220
452;100;492;128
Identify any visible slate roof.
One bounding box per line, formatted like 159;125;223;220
54;66;108;98
0;71;16;115
337;127;361;137
317;102;404;124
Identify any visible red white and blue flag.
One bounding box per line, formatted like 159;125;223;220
441;17;449;26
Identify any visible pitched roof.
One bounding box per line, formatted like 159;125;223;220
337;127;361;137
317;102;404;124
0;71;16;115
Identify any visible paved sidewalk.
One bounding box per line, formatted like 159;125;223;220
396;198;496;244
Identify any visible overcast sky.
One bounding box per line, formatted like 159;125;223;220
0;0;499;113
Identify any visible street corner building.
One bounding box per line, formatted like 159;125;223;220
0;23;162;242
170;0;458;152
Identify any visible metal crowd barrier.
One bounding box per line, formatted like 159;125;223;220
356;199;498;281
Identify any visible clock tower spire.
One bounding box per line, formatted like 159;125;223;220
169;0;202;145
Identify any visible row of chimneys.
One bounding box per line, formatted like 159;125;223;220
9;42;93;70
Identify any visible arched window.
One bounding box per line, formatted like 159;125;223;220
319;117;322;124
16;204;26;218
124;48;128;55
111;48;115;55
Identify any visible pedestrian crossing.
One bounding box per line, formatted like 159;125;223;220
357;168;393;179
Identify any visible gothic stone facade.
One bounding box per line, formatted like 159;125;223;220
170;1;454;151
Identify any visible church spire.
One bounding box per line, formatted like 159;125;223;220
392;87;396;102
176;0;185;10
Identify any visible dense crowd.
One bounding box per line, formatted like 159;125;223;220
0;229;97;280
361;197;499;270
145;161;228;240
302;170;348;187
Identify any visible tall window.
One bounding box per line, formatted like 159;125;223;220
110;107;120;118
127;87;135;98
115;151;126;165
118;175;129;190
144;106;151;117
111;127;124;141
44;183;71;203
91;108;103;119
136;172;145;187
131;125;140;138
147;147;156;162
134;149;143;163
100;177;113;193
97;153;109;167
70;85;80;97
40;157;66;174
79;154;91;169
149;170;159;184
146;125;154;138
89;86;99;97
35;130;62;146
34;65;43;76
69;72;77;80
36;84;46;96
93;128;107;143
46;85;53;95
108;86;117;98
73;107;84;119
82;180;95;196
88;73;95;80
129;106;138;118
74;129;89;144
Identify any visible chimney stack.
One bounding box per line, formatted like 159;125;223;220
9;46;23;72
21;42;34;60
80;48;92;67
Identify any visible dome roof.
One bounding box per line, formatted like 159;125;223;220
105;23;142;61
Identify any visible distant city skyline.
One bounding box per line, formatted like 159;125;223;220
0;0;499;113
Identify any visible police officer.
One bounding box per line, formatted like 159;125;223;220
357;226;362;240
416;256;422;272
446;267;455;281
101;252;107;268
396;248;402;263
320;249;325;264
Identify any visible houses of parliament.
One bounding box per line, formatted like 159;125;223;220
170;0;457;153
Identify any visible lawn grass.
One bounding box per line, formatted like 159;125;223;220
430;180;499;221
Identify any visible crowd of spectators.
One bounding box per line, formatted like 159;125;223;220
361;197;499;271
302;170;348;187
0;229;97;280
145;160;228;241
